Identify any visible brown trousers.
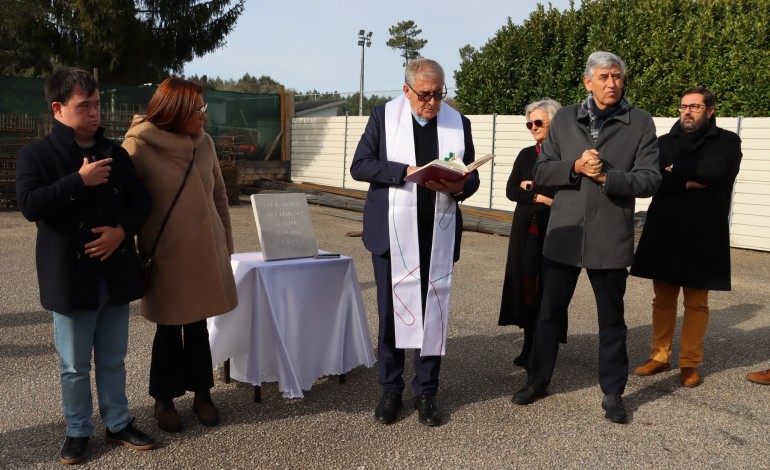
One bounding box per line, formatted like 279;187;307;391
650;279;710;368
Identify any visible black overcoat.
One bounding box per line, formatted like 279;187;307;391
631;118;742;291
16;120;151;312
498;145;555;327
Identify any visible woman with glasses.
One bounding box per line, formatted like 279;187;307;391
499;99;561;368
123;77;237;433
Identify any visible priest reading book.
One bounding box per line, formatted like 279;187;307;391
405;153;495;186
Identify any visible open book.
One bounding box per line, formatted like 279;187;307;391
404;153;495;185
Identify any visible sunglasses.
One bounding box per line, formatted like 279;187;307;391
407;83;447;103
525;119;548;130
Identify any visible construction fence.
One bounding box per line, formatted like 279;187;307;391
0;75;284;207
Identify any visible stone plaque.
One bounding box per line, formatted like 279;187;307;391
250;193;318;261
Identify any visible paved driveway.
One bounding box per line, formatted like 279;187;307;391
1;204;768;469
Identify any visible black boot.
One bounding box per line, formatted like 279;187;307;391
154;399;183;433
513;328;535;367
193;389;220;427
514;310;537;367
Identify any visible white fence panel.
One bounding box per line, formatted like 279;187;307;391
731;117;770;251
291;117;347;188
343;116;370;192
464;115;496;209
482;115;532;213
290;114;770;251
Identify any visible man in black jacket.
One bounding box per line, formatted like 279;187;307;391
631;87;742;388
15;68;156;464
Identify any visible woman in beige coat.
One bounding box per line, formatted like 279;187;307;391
123;77;237;433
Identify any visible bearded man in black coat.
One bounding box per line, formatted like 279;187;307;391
631;87;742;388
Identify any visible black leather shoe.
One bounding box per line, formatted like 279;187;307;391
60;436;89;465
106;420;157;450
374;390;402;424
512;384;547;405
602;394;628;424
414;394;441;426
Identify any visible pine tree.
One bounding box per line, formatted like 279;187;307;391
2;0;245;84
386;20;428;66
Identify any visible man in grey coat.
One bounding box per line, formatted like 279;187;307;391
512;51;661;424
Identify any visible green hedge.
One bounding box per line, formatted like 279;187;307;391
455;0;770;117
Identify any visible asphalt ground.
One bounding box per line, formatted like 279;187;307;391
1;200;769;469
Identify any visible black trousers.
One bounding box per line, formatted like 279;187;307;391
149;320;214;400
372;253;441;396
528;258;629;395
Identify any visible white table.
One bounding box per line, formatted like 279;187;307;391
208;252;375;399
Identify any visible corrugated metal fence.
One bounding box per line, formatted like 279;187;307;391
291;115;770;252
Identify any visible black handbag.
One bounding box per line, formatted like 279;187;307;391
141;151;195;291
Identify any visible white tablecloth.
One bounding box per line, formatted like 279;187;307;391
207;252;375;398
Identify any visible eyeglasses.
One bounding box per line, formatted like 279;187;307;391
195;103;208;115
679;103;707;112
407;84;447;102
525;119;549;130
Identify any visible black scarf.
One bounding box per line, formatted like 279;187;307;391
671;116;716;157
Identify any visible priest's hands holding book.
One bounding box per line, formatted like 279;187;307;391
406;165;469;194
403;154;494;194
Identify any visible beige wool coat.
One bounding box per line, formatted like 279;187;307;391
123;120;238;325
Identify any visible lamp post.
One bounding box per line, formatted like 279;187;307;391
358;29;372;116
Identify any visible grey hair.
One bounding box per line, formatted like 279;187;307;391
405;58;445;86
525;99;562;120
584;51;627;79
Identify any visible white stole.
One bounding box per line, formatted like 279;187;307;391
385;94;465;356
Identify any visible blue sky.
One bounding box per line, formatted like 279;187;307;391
183;0;578;98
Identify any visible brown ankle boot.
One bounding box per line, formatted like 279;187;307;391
680;367;701;388
634;359;670;376
154;399;183;433
747;369;770;385
193;390;220;427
